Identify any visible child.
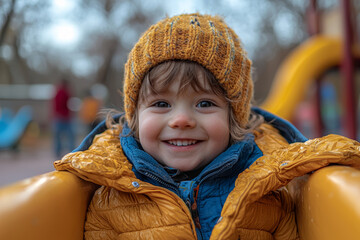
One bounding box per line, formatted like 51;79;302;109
54;13;360;240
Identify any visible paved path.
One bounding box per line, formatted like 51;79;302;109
0;136;60;187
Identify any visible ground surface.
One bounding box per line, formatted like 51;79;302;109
0;134;71;187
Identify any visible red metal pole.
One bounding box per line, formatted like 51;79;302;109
307;0;324;137
341;0;357;139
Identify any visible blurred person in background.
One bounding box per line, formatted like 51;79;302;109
79;84;106;132
52;78;75;159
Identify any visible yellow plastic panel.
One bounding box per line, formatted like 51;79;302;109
294;166;360;240
0;171;97;240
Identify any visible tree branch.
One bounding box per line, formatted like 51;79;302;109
0;0;17;47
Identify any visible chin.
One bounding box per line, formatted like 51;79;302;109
175;164;201;172
177;167;193;172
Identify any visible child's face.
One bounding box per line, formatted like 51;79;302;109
137;78;230;172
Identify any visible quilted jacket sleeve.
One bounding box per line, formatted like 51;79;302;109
84;186;120;240
233;187;299;240
272;187;299;240
211;126;360;240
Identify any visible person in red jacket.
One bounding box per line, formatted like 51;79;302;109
52;79;75;158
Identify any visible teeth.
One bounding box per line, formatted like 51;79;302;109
168;140;197;146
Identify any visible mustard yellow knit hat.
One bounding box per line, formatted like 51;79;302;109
124;13;253;127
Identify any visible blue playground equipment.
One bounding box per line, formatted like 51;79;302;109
0;106;33;150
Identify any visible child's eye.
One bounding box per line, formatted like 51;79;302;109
154;101;170;108
196;100;214;108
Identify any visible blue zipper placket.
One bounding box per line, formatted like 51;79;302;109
191;160;236;239
141;166;235;240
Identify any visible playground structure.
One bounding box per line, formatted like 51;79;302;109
261;35;360;137
262;0;359;140
0;1;359;240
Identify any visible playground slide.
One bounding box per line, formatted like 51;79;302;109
0;108;14;134
0;106;32;150
261;35;355;120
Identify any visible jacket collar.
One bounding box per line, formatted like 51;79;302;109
252;107;307;143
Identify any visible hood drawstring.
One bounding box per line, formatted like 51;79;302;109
191;184;201;229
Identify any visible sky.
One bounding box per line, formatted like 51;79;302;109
43;0;80;48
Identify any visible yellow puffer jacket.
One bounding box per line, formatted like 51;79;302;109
54;123;360;240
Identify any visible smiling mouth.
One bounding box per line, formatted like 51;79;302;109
167;140;199;146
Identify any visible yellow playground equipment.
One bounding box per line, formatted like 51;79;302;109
262;36;342;120
261;35;360;122
0;165;359;239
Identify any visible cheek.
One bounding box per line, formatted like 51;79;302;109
207;113;229;132
213;122;230;141
206;115;230;145
138;112;161;146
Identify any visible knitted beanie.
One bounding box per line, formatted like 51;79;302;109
123;13;253;128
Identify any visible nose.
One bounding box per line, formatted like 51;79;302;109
168;110;196;129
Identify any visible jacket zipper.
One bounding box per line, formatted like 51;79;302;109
188;161;234;239
199;161;234;184
142;171;198;239
143;171;180;194
143;160;234;239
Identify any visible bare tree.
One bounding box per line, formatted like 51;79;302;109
0;0;52;84
74;0;164;107
0;0;16;47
